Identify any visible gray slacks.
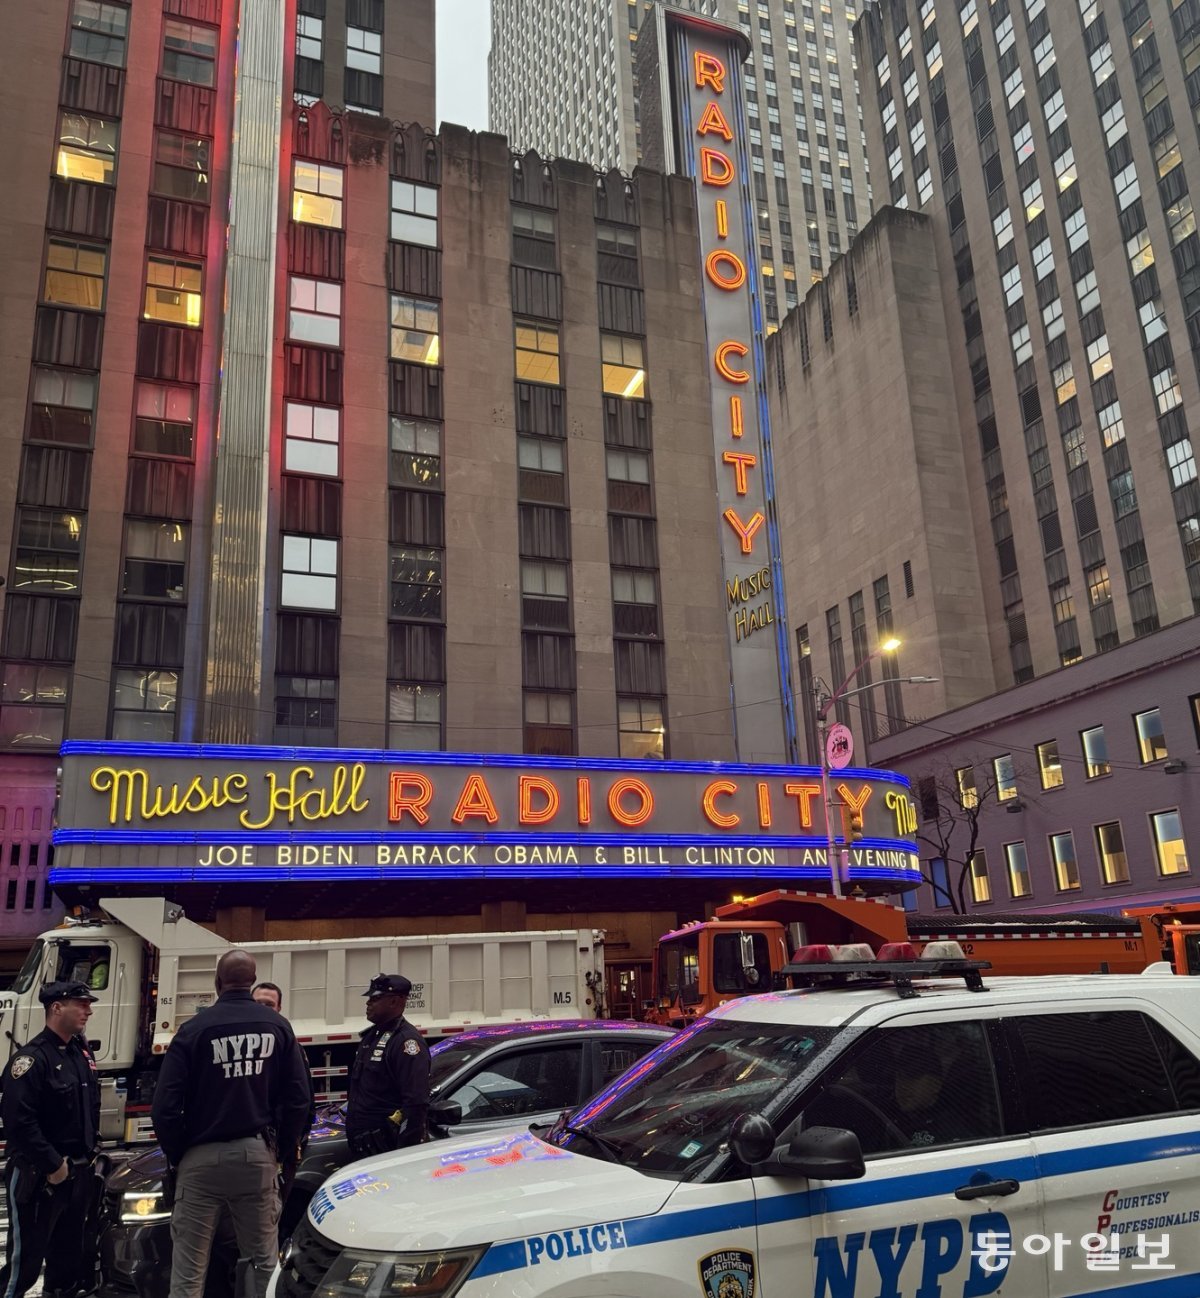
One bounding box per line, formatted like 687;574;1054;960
169;1136;279;1298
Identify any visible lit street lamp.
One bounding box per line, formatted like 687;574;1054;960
813;638;938;897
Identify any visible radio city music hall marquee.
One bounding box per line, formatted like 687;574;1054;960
51;742;920;887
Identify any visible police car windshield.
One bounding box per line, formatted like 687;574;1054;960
554;1017;842;1179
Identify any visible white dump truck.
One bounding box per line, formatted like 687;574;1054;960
0;897;606;1144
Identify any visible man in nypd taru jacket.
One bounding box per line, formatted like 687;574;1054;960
345;974;430;1160
151;950;312;1298
0;981;101;1298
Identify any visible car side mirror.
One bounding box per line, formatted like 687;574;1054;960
429;1098;462;1127
729;1112;775;1165
756;1126;865;1180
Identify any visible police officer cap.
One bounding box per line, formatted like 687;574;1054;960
363;973;412;998
39;980;99;1006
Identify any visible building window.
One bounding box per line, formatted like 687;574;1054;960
601;333;647;398
618;696;666;759
993;754;1017;801
956;765;978;808
13;509;83;594
295;14;322;60
68;0;128;66
390;547;443;620
1191;694;1200;749
518;435;565;502
144;256;203;328
1085;564;1111;608
122;520;187;600
162;19;217;87
293;161;344;228
44;239;106;311
1152;368;1182;414
606;448;652;513
1037;740;1063;790
523;691;574;756
284;401;339;476
29;368;96;446
1095;820;1129;884
930;857;951;908
0;664;69;750
389;295;440;365
288;277;341;347
521;560;569;629
1081;725;1110;779
613;569;655;605
1150;810;1189;876
346;26;381;74
153;133;210;203
514;322;561;385
1134;708;1168;764
389;417;440;489
281;535;337;610
111;669;177;741
133;382;194;458
512;207;556;266
1049;831;1080;891
390;181;438;246
1098;401;1123;448
1086;335;1112;381
1166;440;1197;489
274;677;336;746
56;112;119;185
387;683;443;750
969;850;991;904
1004;841;1032;899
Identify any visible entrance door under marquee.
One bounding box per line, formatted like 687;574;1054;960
606;962;650;1020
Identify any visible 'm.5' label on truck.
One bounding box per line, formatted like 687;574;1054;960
814;1212;1010;1298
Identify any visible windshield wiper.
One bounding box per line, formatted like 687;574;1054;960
558;1123;625;1164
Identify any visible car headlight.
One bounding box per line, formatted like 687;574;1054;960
314;1247;483;1298
120;1191;172;1224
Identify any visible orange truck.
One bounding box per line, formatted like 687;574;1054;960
645;888;1200;1028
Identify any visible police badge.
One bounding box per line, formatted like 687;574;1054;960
9;1055;33;1079
698;1249;756;1298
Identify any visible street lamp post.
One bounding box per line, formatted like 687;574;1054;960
813;640;937;897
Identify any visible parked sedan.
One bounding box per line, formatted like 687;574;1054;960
99;1020;673;1298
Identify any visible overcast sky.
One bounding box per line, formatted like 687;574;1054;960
436;0;492;132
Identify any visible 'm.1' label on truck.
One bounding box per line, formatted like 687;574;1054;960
813;1213;1010;1298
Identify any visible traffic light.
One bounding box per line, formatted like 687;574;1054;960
839;804;865;843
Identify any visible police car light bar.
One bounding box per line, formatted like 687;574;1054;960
780;947;992;999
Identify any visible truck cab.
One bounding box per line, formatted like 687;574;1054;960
646;921;783;1027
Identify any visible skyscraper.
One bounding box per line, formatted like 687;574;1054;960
489;0;876;329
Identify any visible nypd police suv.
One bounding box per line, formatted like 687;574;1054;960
274;966;1200;1298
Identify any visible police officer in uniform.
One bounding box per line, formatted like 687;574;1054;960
0;981;101;1298
151;950;312;1298
345;974;430;1159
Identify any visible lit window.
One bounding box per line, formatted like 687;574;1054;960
1167;438;1197;488
44;238;106;311
390;547;443;620
68;0;128;67
144;256;203;327
56;112;119;185
992;209;1013;248
514;322;561;385
293;161;344;228
295;14;322;60
0;663;69;750
619;696;666;759
601;333;647;398
288;276;341;347
994;754;1017;801
30;367;96;446
1050;831;1079;890
1004;842;1032;898
389;295;440;365
162;19;217;86
391;181;438;246
1023;178;1043;222
389;418;440;489
1053;362;1075;405
1054;147;1077;190
346;25;381;74
14;509;83;594
1081;725;1110;778
387;684;442;750
153;133;210;203
284;401;339;476
1051;582;1074;625
1134;708;1168;765
1086;335;1111;381
1085;564;1110;609
969;850;991;903
1098;400;1124;448
111;669;177;741
1095;821;1128;884
1150;810;1189;876
134;382;195;457
1037;740;1063;790
956;765;978;808
1152;367;1182;414
281;535;338;610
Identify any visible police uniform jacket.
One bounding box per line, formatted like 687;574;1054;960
150;988;313;1167
0;1028;100;1175
346;1015;430;1140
